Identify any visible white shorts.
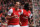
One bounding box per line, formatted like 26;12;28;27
8;25;20;27
20;25;29;27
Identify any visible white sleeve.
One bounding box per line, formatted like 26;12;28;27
20;9;23;15
8;9;13;16
29;14;32;18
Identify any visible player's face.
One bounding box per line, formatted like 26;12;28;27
15;2;20;8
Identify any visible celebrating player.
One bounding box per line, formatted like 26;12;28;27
6;2;21;27
20;3;32;27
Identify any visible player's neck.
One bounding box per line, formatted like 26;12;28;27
26;9;29;11
15;7;18;11
14;6;19;11
15;8;17;11
15;8;19;11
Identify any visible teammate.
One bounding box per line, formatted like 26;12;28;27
6;2;21;27
20;3;32;27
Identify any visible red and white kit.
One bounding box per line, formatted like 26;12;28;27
20;9;31;27
8;8;21;27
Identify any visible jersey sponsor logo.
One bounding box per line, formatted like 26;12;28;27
23;16;28;19
14;13;19;18
14;15;19;18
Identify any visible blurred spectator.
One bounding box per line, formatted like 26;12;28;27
1;15;5;23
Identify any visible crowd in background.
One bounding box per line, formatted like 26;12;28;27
0;0;40;27
33;0;40;27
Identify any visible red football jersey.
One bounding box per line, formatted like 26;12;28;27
20;9;31;26
8;8;21;25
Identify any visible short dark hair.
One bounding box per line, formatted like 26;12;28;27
24;3;29;10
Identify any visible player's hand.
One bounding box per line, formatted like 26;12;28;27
14;15;19;18
19;22;22;25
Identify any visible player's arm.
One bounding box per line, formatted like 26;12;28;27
6;9;14;19
29;13;32;24
19;17;22;25
19;9;23;25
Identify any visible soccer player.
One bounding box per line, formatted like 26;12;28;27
20;3;32;27
6;2;21;27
